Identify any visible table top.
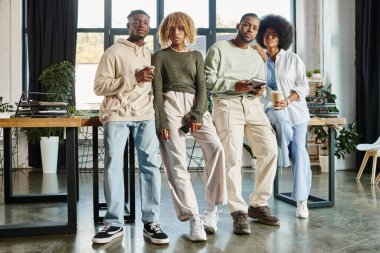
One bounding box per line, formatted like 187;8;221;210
0;116;347;128
0;117;81;128
308;117;346;126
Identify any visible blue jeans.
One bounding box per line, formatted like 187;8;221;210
266;108;311;201
103;121;161;226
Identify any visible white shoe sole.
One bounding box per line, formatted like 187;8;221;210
190;234;207;242
92;230;124;244
296;211;309;219
143;232;169;244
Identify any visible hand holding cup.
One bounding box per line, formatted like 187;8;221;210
272;91;284;110
135;65;155;83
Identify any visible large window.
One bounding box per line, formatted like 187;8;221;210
23;0;294;109
216;0;291;28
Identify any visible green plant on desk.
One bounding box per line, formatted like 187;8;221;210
316;83;336;104
0;96;13;113
23;61;75;143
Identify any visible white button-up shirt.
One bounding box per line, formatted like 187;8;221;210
264;49;310;126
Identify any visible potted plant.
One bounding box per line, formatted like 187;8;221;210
311;122;360;172
0;96;14;118
312;69;322;79
315;83;337;104
22;61;75;173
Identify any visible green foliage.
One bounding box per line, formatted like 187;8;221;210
311;122;360;159
0;96;13;112
306;71;313;78
313;69;321;74
23;61;75;143
21;127;61;144
316;83;337;103
38;61;75;104
335;122;360;159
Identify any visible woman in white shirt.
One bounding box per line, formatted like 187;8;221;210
256;14;311;219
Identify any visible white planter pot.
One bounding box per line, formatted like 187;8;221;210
312;73;322;79
40;136;59;173
319;155;337;173
0;112;12;118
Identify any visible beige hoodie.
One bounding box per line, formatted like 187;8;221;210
94;38;154;125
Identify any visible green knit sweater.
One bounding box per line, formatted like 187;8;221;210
152;47;207;133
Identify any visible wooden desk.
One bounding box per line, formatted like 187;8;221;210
80;117;135;223
274;117;347;208
0;117;81;237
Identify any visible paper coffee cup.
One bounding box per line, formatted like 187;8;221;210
272;91;284;110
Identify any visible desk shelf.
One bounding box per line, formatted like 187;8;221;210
15;92;69;118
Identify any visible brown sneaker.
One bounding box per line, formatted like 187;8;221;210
231;211;251;234
248;206;280;226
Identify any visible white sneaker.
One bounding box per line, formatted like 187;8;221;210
189;215;207;241
296;200;309;218
203;209;219;234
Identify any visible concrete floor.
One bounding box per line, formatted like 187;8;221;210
0;168;379;253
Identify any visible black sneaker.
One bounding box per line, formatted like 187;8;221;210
248;206;280;226
143;222;169;244
92;225;124;244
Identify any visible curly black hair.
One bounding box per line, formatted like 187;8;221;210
256;14;293;50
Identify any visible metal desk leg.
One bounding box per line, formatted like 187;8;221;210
274;126;335;208
66;127;77;231
4;127;67;203
0;127;77;237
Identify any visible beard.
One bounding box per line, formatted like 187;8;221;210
129;33;146;41
237;31;254;44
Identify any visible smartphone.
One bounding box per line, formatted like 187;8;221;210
179;120;191;134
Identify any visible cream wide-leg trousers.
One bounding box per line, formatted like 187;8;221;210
160;91;227;221
212;96;278;213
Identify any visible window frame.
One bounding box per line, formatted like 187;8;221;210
22;0;296;95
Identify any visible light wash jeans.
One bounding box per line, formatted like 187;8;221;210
103;120;161;227
266;108;311;201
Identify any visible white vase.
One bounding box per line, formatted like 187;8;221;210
319;155;337;173
40;136;59;173
0;112;12;118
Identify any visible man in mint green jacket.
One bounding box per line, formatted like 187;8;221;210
205;13;279;235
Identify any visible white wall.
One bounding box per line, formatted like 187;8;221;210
0;0;22;105
330;0;356;170
296;0;356;170
296;0;321;70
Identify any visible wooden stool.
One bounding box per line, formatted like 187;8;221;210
356;137;380;185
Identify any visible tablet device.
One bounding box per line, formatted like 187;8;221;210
248;77;266;88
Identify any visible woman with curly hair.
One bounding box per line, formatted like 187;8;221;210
152;12;227;241
256;14;311;218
